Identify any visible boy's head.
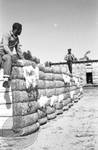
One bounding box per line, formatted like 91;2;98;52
67;48;71;54
12;22;22;36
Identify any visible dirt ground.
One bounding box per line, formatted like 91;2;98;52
0;87;98;150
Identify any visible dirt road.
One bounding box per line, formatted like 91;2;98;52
0;87;98;150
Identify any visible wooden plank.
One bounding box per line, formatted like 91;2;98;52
0;116;13;129
0;104;13;116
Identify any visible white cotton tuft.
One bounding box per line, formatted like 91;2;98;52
23;65;39;89
38;96;49;108
70;91;75;99
50;95;58;106
62;74;70;84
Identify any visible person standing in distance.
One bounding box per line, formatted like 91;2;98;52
64;48;77;74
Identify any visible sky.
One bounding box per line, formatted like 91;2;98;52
0;0;98;63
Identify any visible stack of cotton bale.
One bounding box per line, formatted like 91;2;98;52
11;59;39;136
61;66;73;109
44;66;57;120
70;76;83;103
51;66;69;115
37;64;48;125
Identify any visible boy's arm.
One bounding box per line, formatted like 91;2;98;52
2;33;13;56
15;39;24;59
72;54;77;61
64;54;68;61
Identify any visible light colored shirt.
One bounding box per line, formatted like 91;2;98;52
64;53;76;62
0;31;23;58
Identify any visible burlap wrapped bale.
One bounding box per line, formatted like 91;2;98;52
56;109;63;115
13;112;38;128
55;87;69;95
53;74;63;81
38;80;45;89
38;89;46;98
46;106;56;114
70;85;77;91
13;101;38;116
44;67;53;73
45;88;56;97
38;64;45;72
13;122;40;136
45;81;56;89
55;81;65;88
63;105;69;111
11;66;25;79
74;95;79;103
60;66;67;74
39;71;45;80
63;92;70;99
44;73;53;80
75;88;80;95
13;59;36;67
38;117;47;125
11;79;26;91
52;66;62;74
54;102;63;110
31;56;40;64
47;112;56;120
63;98;71;106
68;102;74;108
38;109;47;119
12;91;37;102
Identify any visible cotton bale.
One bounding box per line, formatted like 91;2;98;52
13;122;40;136
47;112;56;120
38;89;46;98
13;101;38;116
38;64;45;72
46;106;56;114
56;109;63;115
63;98;71;106
38;80;45;89
45;88;56;97
54;102;63;110
13;112;38;128
55;80;65;88
11;79;26;91
53;74;63;81
12;91;36;102
39;71;45;80
44;67;53;73
45;81;56;89
38;117;47;125
11;67;25;79
55;87;69;95
38;109;47;119
52;66;62;74
44;73;53;80
13;59;35;67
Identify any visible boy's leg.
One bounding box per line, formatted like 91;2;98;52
68;62;72;74
2;54;12;77
2;54;12;88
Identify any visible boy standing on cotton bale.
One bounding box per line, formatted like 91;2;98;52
0;23;24;88
64;48;77;74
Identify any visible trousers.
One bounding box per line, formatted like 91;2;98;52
67;61;72;73
0;54;18;76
